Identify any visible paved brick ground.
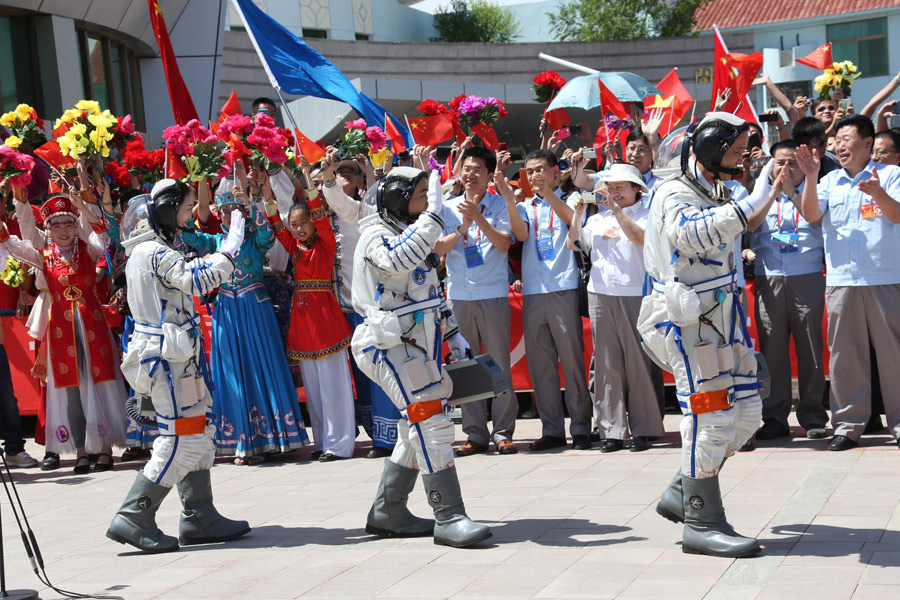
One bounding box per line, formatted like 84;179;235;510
1;413;899;599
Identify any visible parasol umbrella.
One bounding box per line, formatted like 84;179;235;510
547;72;662;112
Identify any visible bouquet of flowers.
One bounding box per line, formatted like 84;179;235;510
532;70;567;104
417;99;452;116
604;115;636;133
246;113;289;170
54;100;119;159
0;103;46;148
163;119;226;182
0;257;26;289
815;60;860;99
109;114;137;153
121;135;164;185
0;143;35;188
104;160;131;189
453;95;507;128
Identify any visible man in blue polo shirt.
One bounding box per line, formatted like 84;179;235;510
797;114;900;451
748;141;828;441
508;149;592;451
436;147;518;457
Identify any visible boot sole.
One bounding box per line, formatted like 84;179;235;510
433;529;493;548
106;530;179;554
179;527;251;546
656;504;684;524
682;544;760;558
365;524;434;538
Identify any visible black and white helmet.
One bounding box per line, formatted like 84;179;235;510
689;112;750;179
376;166;427;225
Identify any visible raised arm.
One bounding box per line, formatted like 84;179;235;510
148;244;235;296
0;229;43;270
795;145;824;226
362;211;444;276
861;70;900;118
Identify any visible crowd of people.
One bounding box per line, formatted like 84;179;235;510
0;67;899;486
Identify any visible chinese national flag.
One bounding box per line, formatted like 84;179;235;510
440;151;454;184
472;122;499;151
712;27;763;125
597;79;628;120
34;140;74;170
384;113;406;153
517;168;533;198
165;150;187;180
294;128;326;162
148;0;199;125
652;68;693;137
545;107;571;131
407;114;455;146
209;120;219;135
228;134;250;164
452;119;467;145
796;43;834;71
219;91;243;122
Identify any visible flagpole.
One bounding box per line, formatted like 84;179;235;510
271;86;315;189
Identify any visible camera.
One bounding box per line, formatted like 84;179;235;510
758;113;778;123
582;191;597;203
558;158;571;171
888;115;900;130
565;123;583;136
582;147;597;160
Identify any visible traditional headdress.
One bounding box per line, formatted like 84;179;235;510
40;194;77;225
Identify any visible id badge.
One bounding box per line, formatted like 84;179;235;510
861;202;883;219
536;236;555;261
464;244;484;267
772;231;799;252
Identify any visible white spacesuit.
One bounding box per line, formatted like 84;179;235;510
638;113;769;558
107;181;250;553
351;168;491;548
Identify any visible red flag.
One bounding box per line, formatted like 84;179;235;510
49;179;62;194
517;168;533;198
545;108;571;131
228;133;250;164
384;113;406;153
34;140;74;171
440;151;454;185
472;122;499;151
52;121;69;140
452;119;467;145
219;91;242;122
148;0;199;125
712;27;763;125
407;114;455;146
653;68;693;137
294;128;326;162
796;43;834;71
165;150;187;180
209;120;220;135
597;79;628;120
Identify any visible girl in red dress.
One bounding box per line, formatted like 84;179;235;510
266;194;356;461
1;191;126;473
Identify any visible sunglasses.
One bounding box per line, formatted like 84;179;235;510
816;105;835;113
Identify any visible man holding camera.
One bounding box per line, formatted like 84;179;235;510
797;114;900;451
434;147;518;457
747;141;828;441
507;149;592;452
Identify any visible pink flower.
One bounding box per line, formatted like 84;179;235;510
345;118;366;131
254;113;275;129
262;145;287;165
365;126;386;151
8;172;32;188
117;114;135;135
218;114;253;141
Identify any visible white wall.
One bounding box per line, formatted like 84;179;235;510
371;0;435;41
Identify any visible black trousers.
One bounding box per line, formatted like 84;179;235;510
0;345;25;456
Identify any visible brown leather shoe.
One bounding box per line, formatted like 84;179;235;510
455;441;487;457
496;439;518;455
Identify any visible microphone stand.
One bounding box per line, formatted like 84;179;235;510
0;451;38;600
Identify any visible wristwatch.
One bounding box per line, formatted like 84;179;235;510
455;225;465;236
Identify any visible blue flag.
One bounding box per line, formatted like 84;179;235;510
231;0;412;145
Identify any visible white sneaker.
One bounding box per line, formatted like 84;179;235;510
5;451;38;468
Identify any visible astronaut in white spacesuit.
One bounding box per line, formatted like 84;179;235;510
351;167;492;548
107;180;250;553
638;113;772;558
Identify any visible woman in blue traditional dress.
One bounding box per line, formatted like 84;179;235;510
181;183;309;464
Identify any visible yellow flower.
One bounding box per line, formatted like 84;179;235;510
0;111;16;127
75;99;100;114
68;122;87;136
55;109;83;129
846;63;858;74
5;136;22;149
368;147;391;168
834;73;843;84
14;104;33;123
57;132;88;158
87;110;116;129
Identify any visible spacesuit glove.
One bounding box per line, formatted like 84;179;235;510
426;170;443;215
737;158;775;217
447;332;470;360
219;210;246;258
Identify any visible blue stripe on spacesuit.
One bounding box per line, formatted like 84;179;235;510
691;414;697;477
382;355;435;474
155;437;179;484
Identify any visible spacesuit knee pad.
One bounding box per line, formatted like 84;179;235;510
728;395;762;454
389;421;418;470
407;413;455;473
681;410;736;478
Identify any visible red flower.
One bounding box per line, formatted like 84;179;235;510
449;94;467;114
417;99;450;116
534;70;566;91
496;99;508;118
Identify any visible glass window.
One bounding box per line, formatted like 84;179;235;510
0;15;39;113
827;17;889;77
302;28;327;38
86;35;110;109
110;43;126;115
76;28;145;129
355;33;370;41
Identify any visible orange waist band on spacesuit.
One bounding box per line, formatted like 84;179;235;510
689;390;731;414
406;400;444;424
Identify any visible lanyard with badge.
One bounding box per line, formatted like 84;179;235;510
463;205;486;268
772;197;799;253
533;200;556;261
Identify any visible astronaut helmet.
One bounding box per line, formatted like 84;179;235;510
148;178;192;242
376;166;428;225
690;112;750;179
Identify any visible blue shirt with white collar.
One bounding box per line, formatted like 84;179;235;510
750;182;824;277
516;189;580;295
441;192;512;301
818;160;900;286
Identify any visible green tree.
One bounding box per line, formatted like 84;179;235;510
432;0;522;43
548;0;706;42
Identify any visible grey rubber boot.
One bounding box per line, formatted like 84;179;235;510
365;460;435;537
106;472;179;553
176;469;250;545
422;465;492;548
656;469;684;523
681;474;760;558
